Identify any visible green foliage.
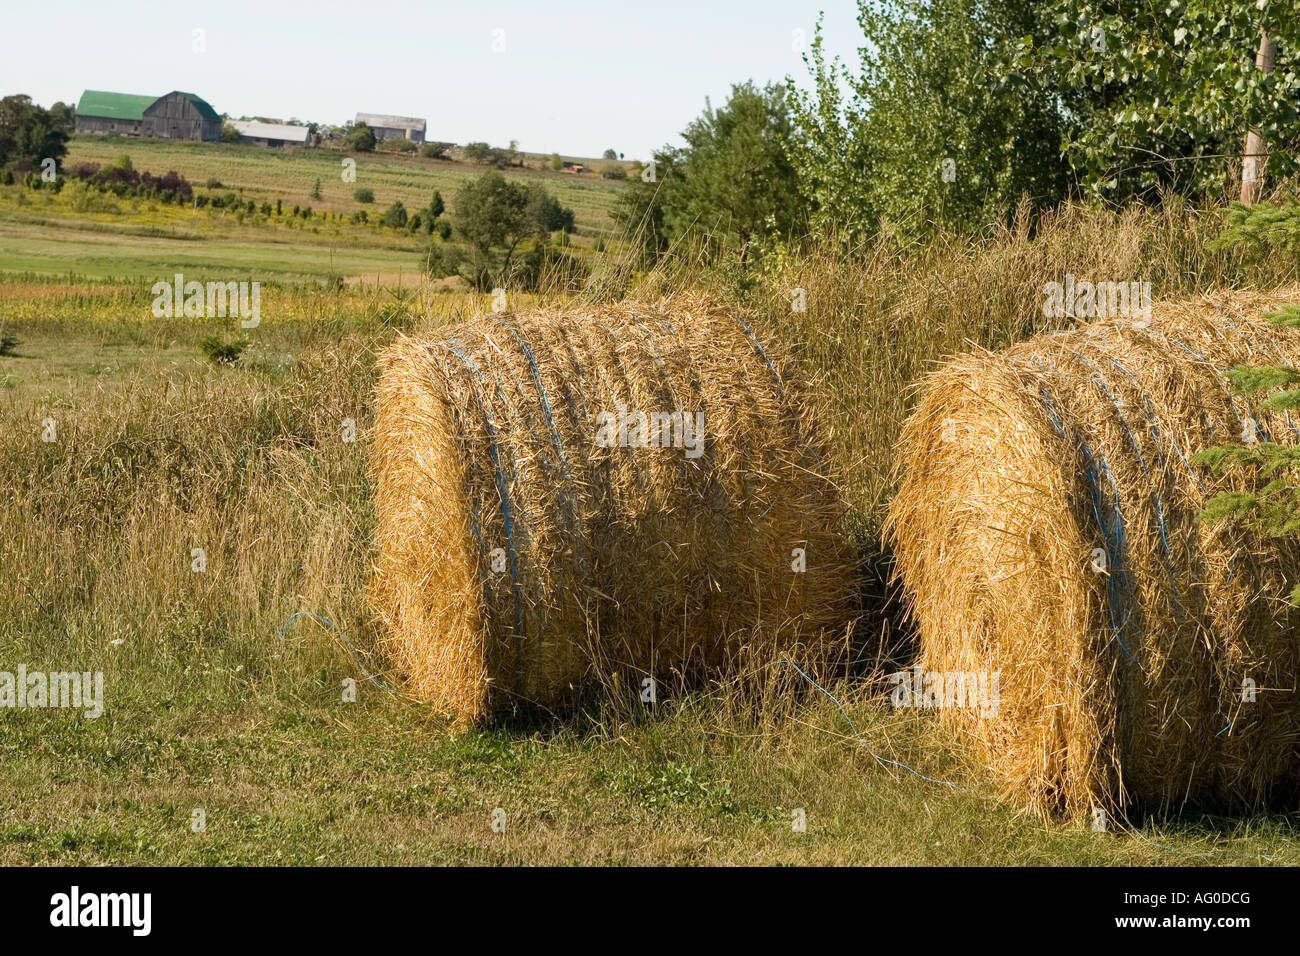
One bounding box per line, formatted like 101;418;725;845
353;187;374;204
220;122;241;144
671;81;804;249
420;142;446;159
1223;362;1300;397
1211;204;1300;262
527;185;574;233
0;331;19;356
451;171;575;286
380;200;407;228
427;190;444;220
0;95;73;169
514;243;590;293
790;2;1066;240
1196;302;1300;601
309;178;322;200
779;1;1300;237
455;171;530;256
612;163;671;266
463;141;516;168
1007;1;1300;201
549;152;563;171
199;336;248;366
614;81;802;263
424;242;464;279
342;123;376;153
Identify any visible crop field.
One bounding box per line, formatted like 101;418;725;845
63;138;627;242
0;138;628;287
3;185;1300;865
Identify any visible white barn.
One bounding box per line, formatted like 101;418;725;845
229;120;312;148
354;112;426;146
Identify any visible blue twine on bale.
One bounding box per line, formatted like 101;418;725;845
1064;348;1180;615
442;340;526;692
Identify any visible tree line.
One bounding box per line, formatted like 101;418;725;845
615;0;1300;261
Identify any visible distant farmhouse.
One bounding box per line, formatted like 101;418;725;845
229;120;311;148
75;90;221;142
354;112;426;146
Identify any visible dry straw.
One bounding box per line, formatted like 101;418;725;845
886;288;1300;818
371;295;856;724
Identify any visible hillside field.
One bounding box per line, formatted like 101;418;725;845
0;136;628;284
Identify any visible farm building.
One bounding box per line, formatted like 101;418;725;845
141;91;221;142
73;90;157;136
354;112;426;146
229;120;312;148
74;89;221;141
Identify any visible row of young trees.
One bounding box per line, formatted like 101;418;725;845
615;0;1300;259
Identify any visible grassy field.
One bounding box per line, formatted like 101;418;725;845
63;137;627;243
3;191;1300;865
0;219;426;283
0;136;629;286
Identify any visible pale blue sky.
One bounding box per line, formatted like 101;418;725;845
4;0;863;159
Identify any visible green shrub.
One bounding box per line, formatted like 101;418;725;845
199;336;249;366
353;187;374;204
425;242;464;278
342;123;375;152
381;200;407;228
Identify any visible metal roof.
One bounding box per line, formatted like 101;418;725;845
354;112;426;132
230;120;311;144
75;90;157;121
168;91;220;122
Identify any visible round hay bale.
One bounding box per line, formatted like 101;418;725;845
885;289;1300;818
371;296;856;723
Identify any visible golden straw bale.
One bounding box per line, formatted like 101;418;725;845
886;288;1300;818
371;296;856;723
